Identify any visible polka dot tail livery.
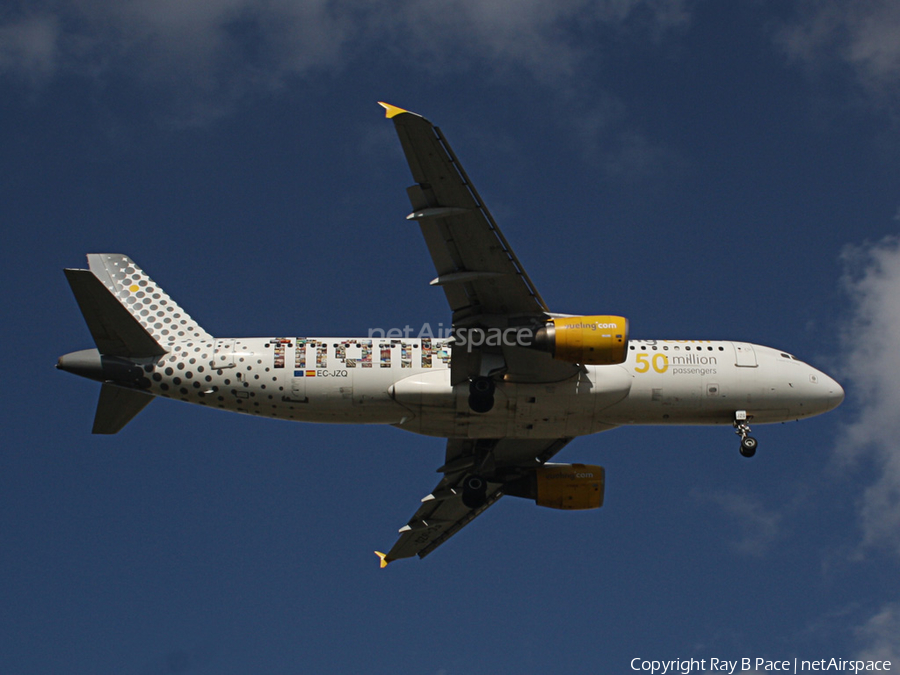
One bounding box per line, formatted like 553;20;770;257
86;253;213;347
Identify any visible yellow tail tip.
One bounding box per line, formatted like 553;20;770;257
375;551;391;568
378;102;408;119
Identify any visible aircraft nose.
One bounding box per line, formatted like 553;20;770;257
827;377;845;410
816;371;844;413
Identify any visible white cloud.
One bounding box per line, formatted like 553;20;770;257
837;236;900;556
51;0;362;92
777;0;900;115
854;602;900;662
394;0;689;81
695;490;784;557
0;14;59;82
0;0;690;115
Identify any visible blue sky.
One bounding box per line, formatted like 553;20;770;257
2;1;900;673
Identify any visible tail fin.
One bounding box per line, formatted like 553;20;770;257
64;269;167;357
62;253;213;434
65;253;213;357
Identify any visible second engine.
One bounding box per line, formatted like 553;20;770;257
504;463;605;510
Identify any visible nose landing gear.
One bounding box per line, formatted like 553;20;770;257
734;410;757;458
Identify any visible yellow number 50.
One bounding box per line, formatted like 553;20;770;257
635;352;669;374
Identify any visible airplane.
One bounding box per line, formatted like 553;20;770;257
57;102;844;566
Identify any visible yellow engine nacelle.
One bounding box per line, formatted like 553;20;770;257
534;315;629;365
535;463;605;510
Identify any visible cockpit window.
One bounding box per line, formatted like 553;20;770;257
780;352;797;360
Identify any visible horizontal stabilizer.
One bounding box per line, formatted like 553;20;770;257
65;269;167;357
93;383;154;434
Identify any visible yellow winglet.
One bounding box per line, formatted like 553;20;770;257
375;551;391;568
378;102;409;119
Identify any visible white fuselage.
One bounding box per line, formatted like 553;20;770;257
136;337;843;439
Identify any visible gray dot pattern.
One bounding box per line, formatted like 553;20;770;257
88;253;214;346
146;339;295;419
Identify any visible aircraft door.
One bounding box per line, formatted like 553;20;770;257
305;372;353;406
732;342;758;367
288;374;307;402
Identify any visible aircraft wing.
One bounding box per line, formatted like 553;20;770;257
377;437;571;565
380;102;548;321
381;102;579;384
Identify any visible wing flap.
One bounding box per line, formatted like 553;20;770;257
378;437;573;564
383;104;586;384
386;106;547;319
382;478;504;563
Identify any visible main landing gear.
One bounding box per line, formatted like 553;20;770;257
461;474;488;508
468;376;495;413
734;410;757;458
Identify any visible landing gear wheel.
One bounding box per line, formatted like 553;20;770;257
740;436;758;458
462;474;488;508
468;394;494;413
733;411;756;458
470;377;495;396
468;377;495;413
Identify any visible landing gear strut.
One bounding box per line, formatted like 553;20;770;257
468;377;495;413
734;410;757;458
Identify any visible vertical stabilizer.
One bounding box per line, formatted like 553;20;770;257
61;253;213;434
86;254;213;348
64;269;167;357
